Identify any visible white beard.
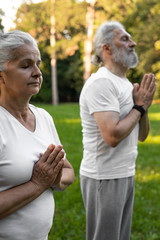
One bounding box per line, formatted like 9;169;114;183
111;43;139;68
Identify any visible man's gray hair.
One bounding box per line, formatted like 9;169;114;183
0;30;38;71
91;21;125;66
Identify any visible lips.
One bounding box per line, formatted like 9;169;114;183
27;81;40;85
129;49;135;53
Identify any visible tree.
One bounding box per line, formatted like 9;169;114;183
0;9;4;32
12;0;160;102
122;0;160;98
50;0;58;105
83;0;97;82
13;0;86;102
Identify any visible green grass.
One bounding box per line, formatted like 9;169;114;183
35;103;160;240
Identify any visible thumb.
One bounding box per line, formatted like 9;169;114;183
133;83;139;90
133;83;139;94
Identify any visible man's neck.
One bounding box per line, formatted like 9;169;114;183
103;62;128;79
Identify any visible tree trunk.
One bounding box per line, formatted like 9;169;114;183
50;0;58;105
83;0;96;83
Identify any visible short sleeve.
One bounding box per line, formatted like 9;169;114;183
0;127;3;153
85;78;120;114
39;108;67;160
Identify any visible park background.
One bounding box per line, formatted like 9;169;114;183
0;0;160;239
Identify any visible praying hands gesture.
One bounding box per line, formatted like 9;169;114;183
32;144;74;191
31;144;65;191
132;73;157;141
133;73;157;111
0;144;74;219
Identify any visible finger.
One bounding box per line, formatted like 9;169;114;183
50;160;64;184
150;83;157;96
39;144;55;163
148;80;156;93
143;73;154;90
51;149;65;166
53;168;63;186
133;83;139;91
47;145;63;164
140;74;148;89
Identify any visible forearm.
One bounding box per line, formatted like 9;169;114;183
138;111;150;141
0;145;66;219
59;167;74;190
0;181;43;219
94;109;141;147
52;162;75;191
107;109;141;147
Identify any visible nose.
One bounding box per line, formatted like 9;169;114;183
32;65;42;78
129;39;136;48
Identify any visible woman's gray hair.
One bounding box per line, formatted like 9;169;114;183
91;21;125;66
0;30;38;71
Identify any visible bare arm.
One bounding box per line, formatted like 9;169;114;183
52;158;75;191
0;144;64;219
138;112;150;141
133;73;156;141
94;73;156;147
94;109;141;147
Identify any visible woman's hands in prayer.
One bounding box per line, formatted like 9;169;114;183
31;144;64;192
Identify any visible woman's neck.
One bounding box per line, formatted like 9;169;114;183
0;97;35;132
0;95;31;121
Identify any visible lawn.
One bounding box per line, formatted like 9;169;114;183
35;103;160;240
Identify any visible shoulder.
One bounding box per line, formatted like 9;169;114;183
80;77;117;101
83;67;118;89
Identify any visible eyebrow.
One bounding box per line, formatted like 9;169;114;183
120;33;131;39
21;59;42;64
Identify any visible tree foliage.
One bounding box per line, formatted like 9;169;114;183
13;0;86;102
4;0;160;102
0;9;4;32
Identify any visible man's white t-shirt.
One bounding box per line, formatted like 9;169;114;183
0;104;61;240
79;67;139;180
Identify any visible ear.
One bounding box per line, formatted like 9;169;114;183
102;44;112;55
0;71;5;84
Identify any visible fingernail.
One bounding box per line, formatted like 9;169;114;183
48;144;54;150
57;145;63;149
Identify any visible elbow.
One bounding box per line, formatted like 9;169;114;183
109;140;119;148
138;132;149;142
103;135;120;148
70;168;75;184
53;169;75;191
67;172;75;186
62;170;75;189
138;135;147;142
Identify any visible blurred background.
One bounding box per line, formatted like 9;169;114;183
0;0;160;105
1;1;160;239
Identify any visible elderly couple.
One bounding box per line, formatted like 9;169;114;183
0;20;156;240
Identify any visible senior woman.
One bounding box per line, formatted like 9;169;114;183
0;30;74;240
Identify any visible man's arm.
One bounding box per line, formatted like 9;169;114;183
94;109;141;147
133;73;156;142
138;112;150;142
94;73;156;147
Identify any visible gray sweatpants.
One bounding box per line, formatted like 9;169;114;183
80;175;135;240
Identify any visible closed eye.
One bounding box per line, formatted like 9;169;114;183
22;65;29;69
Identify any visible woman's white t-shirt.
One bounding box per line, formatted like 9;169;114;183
0;104;61;240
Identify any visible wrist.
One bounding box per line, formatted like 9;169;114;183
132;105;146;118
